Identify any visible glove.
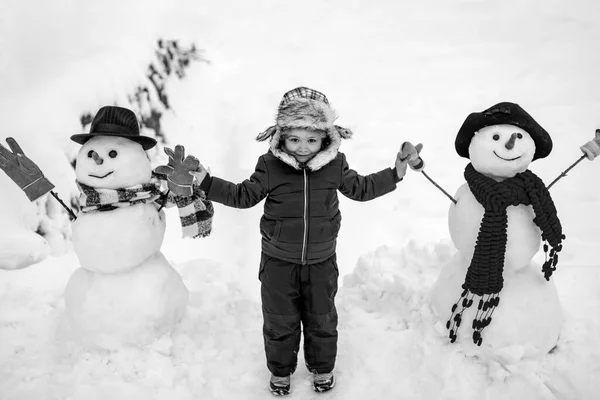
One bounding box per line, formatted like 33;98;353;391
190;164;208;187
580;129;600;160
0;137;55;201
395;142;424;180
154;145;200;197
401;142;424;171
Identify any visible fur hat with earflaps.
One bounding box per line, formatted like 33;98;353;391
256;87;353;170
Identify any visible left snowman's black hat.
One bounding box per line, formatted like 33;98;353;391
70;106;157;150
455;102;552;161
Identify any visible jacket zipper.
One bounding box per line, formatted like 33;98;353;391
301;165;309;264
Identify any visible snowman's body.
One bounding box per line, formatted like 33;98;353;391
449;184;541;272
430;124;562;359
72;202;166;273
64;136;188;349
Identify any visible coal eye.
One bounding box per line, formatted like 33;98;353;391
87;150;94;158
516;133;523;139
108;150;118;158
493;134;500;141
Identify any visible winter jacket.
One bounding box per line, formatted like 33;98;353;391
199;144;400;264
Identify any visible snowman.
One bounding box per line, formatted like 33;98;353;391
0;106;213;350
427;102;594;360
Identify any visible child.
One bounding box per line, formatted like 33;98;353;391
188;87;422;395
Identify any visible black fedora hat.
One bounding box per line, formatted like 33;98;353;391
71;106;157;150
455;102;552;160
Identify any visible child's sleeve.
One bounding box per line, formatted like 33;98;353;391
199;156;269;209
338;153;399;202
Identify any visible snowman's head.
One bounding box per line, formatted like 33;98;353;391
455;102;553;166
75;136;152;189
468;124;535;179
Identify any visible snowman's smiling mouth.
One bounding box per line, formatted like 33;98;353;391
493;151;521;161
88;171;114;179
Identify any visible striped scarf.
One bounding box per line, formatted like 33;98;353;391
77;176;213;239
446;163;564;346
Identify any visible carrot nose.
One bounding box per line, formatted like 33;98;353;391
91;151;104;165
505;133;518;150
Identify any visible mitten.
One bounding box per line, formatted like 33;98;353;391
0;137;55;201
154;145;200;197
399;142;425;172
190;165;208;186
580;129;600;160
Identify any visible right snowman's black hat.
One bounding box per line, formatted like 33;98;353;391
455;102;553;161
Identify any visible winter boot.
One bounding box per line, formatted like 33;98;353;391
312;371;335;393
269;374;291;396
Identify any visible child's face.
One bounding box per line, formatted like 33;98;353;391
283;129;324;163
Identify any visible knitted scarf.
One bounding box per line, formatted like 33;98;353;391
77;176;213;239
446;163;564;346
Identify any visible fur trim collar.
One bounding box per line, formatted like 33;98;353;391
268;127;342;171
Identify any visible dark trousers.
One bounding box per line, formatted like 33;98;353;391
259;252;339;377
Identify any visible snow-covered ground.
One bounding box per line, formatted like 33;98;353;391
1;0;600;399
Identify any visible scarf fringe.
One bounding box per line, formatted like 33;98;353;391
541;240;563;280
447;287;500;346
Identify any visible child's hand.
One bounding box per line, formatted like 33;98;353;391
190;164;208;186
396;142;424;179
154;145;200;197
395;151;409;179
580;129;600;160
401;142;424;171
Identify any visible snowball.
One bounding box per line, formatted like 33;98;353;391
430;253;562;360
448;184;541;273
75;136;152;189
64;251;189;350
0;174;52;269
72;204;166;273
468;125;535;179
0;228;51;270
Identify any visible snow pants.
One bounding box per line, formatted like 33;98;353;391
259;252;339;377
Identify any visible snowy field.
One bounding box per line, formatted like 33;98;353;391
1;0;600;399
